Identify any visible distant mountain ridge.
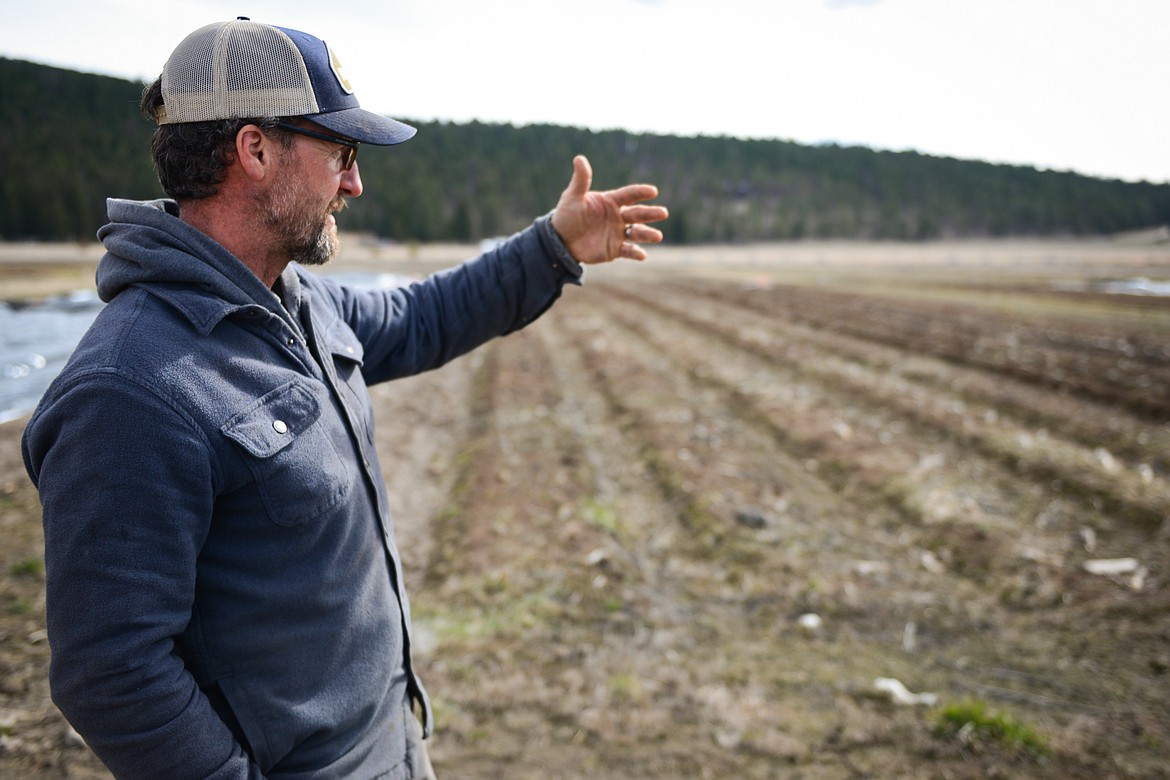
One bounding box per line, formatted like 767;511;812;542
2;56;1168;243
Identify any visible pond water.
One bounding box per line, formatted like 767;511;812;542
0;271;412;425
1053;276;1170;296
1095;277;1170;296
0;291;104;424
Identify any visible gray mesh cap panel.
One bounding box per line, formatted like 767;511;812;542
159;20;319;124
154;18;416;146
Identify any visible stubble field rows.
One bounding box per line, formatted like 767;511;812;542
394;245;1170;778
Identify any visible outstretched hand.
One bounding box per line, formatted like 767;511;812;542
551;155;669;265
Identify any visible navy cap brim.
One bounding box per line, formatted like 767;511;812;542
312;107;416;146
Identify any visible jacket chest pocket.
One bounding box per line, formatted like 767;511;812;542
221;380;353;527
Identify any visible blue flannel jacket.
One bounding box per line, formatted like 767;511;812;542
22;198;581;779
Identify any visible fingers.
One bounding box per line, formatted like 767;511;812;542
564;154;593;199
624;223;664;245
617;241;650;262
553;152;668;264
609;182;660;207
620;203;670;226
567;156;657;207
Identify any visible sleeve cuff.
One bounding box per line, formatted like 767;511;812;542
535;213;584;281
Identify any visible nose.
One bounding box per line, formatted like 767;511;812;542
340;162;363;198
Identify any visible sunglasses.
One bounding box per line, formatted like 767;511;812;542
274;121;360;171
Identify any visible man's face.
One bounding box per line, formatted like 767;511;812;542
255;122;363;267
259;158;344;267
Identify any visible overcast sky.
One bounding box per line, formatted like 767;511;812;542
3;0;1167;184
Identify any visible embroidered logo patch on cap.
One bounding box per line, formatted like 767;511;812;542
327;44;354;95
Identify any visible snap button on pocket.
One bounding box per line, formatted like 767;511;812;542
222;381;351;527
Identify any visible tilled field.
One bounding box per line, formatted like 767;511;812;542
2;243;1169;777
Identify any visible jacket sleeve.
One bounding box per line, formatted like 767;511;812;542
22;372;265;780
321;216;582;384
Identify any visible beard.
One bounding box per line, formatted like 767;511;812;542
259;166;345;267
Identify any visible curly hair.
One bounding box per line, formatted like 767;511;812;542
140;78;292;201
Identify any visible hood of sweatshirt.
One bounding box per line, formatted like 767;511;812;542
96;198;302;335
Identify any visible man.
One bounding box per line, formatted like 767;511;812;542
21;18;667;780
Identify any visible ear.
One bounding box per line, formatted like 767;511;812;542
235;124;278;182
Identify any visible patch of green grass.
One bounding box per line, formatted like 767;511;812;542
416;587;555;644
933;698;1049;756
582;498;623;538
10;557;44;577
9;598;35;615
608;673;643;703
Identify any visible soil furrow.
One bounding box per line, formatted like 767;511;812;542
415;326;834;776
566;282;1170;728
598;283;1170;529
681;281;1170;420
612;280;1170;474
548;302;985;775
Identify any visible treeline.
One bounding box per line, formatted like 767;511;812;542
3;57;1169;243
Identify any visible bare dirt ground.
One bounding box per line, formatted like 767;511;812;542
2;238;1169;778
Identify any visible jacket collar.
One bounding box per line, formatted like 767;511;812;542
97;198;305;337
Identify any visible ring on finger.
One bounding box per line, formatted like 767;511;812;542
624;224;634;239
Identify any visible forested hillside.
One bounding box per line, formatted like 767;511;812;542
3;57;1168;243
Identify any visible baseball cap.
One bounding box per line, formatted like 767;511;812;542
156;17;415;146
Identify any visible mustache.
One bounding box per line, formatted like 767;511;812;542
330;198;348;214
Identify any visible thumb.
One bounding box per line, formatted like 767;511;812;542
565;155;593;199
